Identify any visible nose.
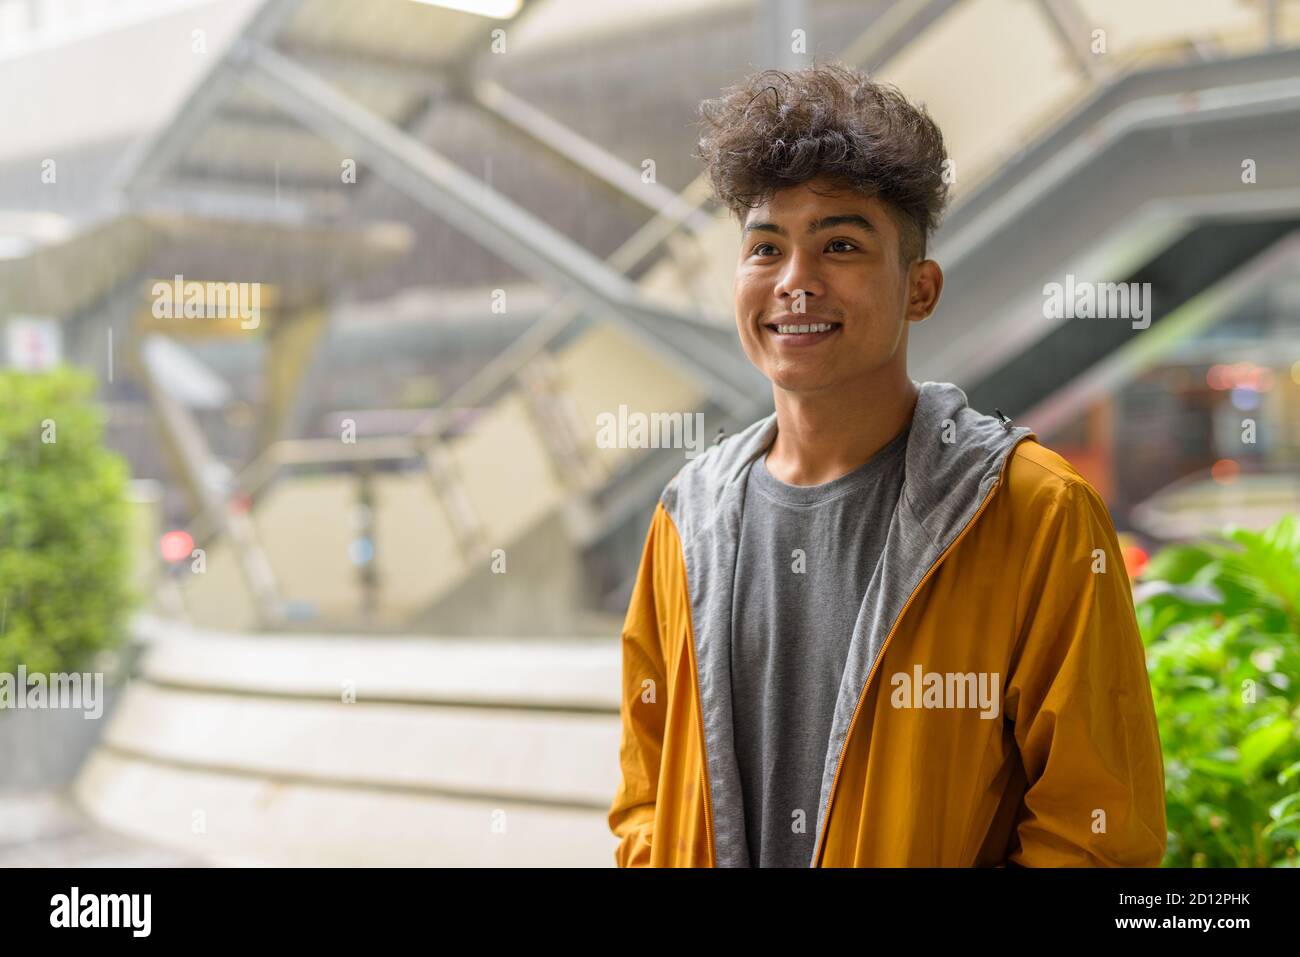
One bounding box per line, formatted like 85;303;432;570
773;247;825;307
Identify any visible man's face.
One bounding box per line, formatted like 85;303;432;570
733;176;932;395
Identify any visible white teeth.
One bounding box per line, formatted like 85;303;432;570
774;322;834;334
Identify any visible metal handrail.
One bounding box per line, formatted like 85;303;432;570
942;8;1300;219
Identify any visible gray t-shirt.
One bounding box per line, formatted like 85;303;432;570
730;425;910;867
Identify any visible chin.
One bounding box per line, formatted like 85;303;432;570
767;368;836;394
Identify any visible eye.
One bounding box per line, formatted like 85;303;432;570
827;238;858;253
750;242;779;257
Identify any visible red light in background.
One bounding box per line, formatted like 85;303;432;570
1211;459;1240;484
160;530;194;563
1122;545;1149;579
1207;362;1276;392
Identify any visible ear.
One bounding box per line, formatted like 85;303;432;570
905;260;944;322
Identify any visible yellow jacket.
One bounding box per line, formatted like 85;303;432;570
608;381;1167;866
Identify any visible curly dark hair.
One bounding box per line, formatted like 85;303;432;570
695;62;950;264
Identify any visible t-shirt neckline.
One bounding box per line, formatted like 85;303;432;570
750;424;910;507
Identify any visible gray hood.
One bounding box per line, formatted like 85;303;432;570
660;379;1038;866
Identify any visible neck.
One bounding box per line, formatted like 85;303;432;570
765;369;918;487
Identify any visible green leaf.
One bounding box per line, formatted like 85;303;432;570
1268;791;1300;822
0;367;134;677
1188;756;1245;782
1239;719;1296;778
1141;543;1217;585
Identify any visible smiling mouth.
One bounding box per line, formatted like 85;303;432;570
764;321;841;335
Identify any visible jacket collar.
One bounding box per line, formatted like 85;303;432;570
677;379;1034;520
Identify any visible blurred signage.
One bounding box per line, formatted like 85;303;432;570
5;315;62;371
135;277;279;337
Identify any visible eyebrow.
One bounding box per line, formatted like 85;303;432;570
742;214;878;237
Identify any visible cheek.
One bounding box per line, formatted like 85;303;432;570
733;280;763;327
848;277;904;320
733;271;758;305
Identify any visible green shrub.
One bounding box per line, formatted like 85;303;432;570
1135;513;1300;867
0;367;133;677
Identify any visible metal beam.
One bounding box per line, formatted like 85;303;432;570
465;77;724;312
1033;0;1105;80
343;0;544;212
138;334;284;627
107;0;307;197
238;41;763;418
276;41;450;93
934;75;1300;268
467;79;713;237
838;0;960;72
131;181;348;225
758;0;809;70
259;303;329;456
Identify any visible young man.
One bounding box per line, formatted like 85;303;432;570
607;64;1166;867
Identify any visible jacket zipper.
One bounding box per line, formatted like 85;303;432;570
688;624;716;866
698;764;715;866
811;435;1032;866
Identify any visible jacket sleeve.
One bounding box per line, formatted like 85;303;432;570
1004;479;1167;867
607;500;673;867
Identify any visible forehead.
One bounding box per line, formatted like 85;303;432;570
741;180;896;236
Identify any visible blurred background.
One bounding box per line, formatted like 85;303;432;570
1;0;1298;867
